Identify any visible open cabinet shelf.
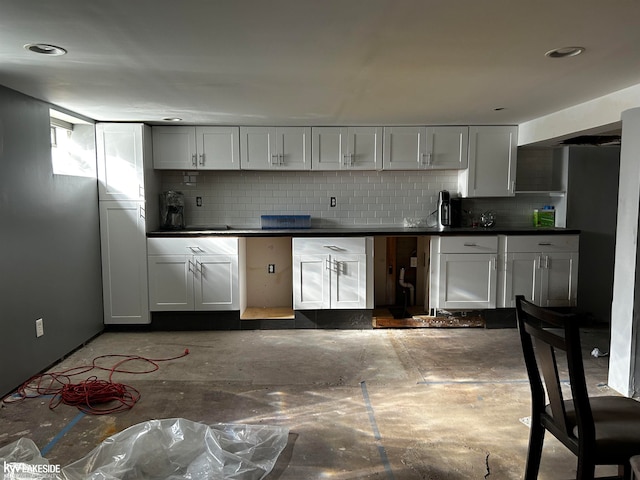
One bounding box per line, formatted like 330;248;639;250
239;237;294;320
240;307;294;320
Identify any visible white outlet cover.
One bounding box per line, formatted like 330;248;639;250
35;318;44;337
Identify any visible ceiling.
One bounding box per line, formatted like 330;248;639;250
2;0;640;137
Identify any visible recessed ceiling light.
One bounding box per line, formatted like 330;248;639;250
545;46;585;58
163;117;183;122
24;43;67;56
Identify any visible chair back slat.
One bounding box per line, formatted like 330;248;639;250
536;340;569;435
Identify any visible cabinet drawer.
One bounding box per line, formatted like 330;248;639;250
439;236;498;253
292;237;369;255
148;237;238;255
504;235;578;253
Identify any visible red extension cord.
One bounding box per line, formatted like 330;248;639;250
3;349;189;415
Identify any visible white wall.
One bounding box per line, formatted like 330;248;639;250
609;107;640;396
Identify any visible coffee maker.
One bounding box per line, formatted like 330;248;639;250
159;191;185;230
437;190;461;228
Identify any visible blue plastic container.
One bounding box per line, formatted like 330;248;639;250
261;215;311;229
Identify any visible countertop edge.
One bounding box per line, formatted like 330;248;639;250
147;227;580;238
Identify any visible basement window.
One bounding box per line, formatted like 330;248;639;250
50;109;96;178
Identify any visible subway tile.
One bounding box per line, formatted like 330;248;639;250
160;170;550;227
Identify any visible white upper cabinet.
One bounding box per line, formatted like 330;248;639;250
97;123;146;201
383;126;468;170
198;127;240;169
459;125;518;197
152;126;240;170
240;126;311;170
312;126;382;170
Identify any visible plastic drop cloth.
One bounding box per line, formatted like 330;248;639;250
1;419;288;480
0;438;50;480
61;419;289;480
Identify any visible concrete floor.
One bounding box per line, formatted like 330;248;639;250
1;326;618;479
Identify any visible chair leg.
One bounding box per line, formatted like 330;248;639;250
524;422;545;480
575;456;595;480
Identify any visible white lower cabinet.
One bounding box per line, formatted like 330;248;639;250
147;237;239;311
293;237;373;309
100;201;150;324
430;236;498;310
500;235;578;308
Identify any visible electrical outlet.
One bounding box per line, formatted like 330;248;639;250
410;256;418;268
268;264;275;274
330;197;337;207
35;318;44;337
196;196;202;207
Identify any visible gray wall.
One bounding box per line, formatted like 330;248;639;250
566;145;621;323
0;86;103;396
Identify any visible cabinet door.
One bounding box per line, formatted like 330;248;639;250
97;123;144;200
438;253;497;309
503;252;541;308
346;127;382;170
540;252;578;307
275;127;312;170
383;126;423;170
240;127;274;169
152;126;197;169
293;254;330;309
148;254;194;311
197;127;240;170
99;201;149;324
426;126;468;169
194;254;239;310
312;127;347;170
331;253;368;309
463;126;517;197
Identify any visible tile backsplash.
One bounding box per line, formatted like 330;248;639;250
160;170;559;228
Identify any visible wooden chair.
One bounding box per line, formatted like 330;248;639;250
515;295;640;479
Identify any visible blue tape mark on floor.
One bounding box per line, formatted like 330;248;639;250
417;379;569;385
360;381;395;480
40;411;86;457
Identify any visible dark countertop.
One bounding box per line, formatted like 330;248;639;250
147;225;580;238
